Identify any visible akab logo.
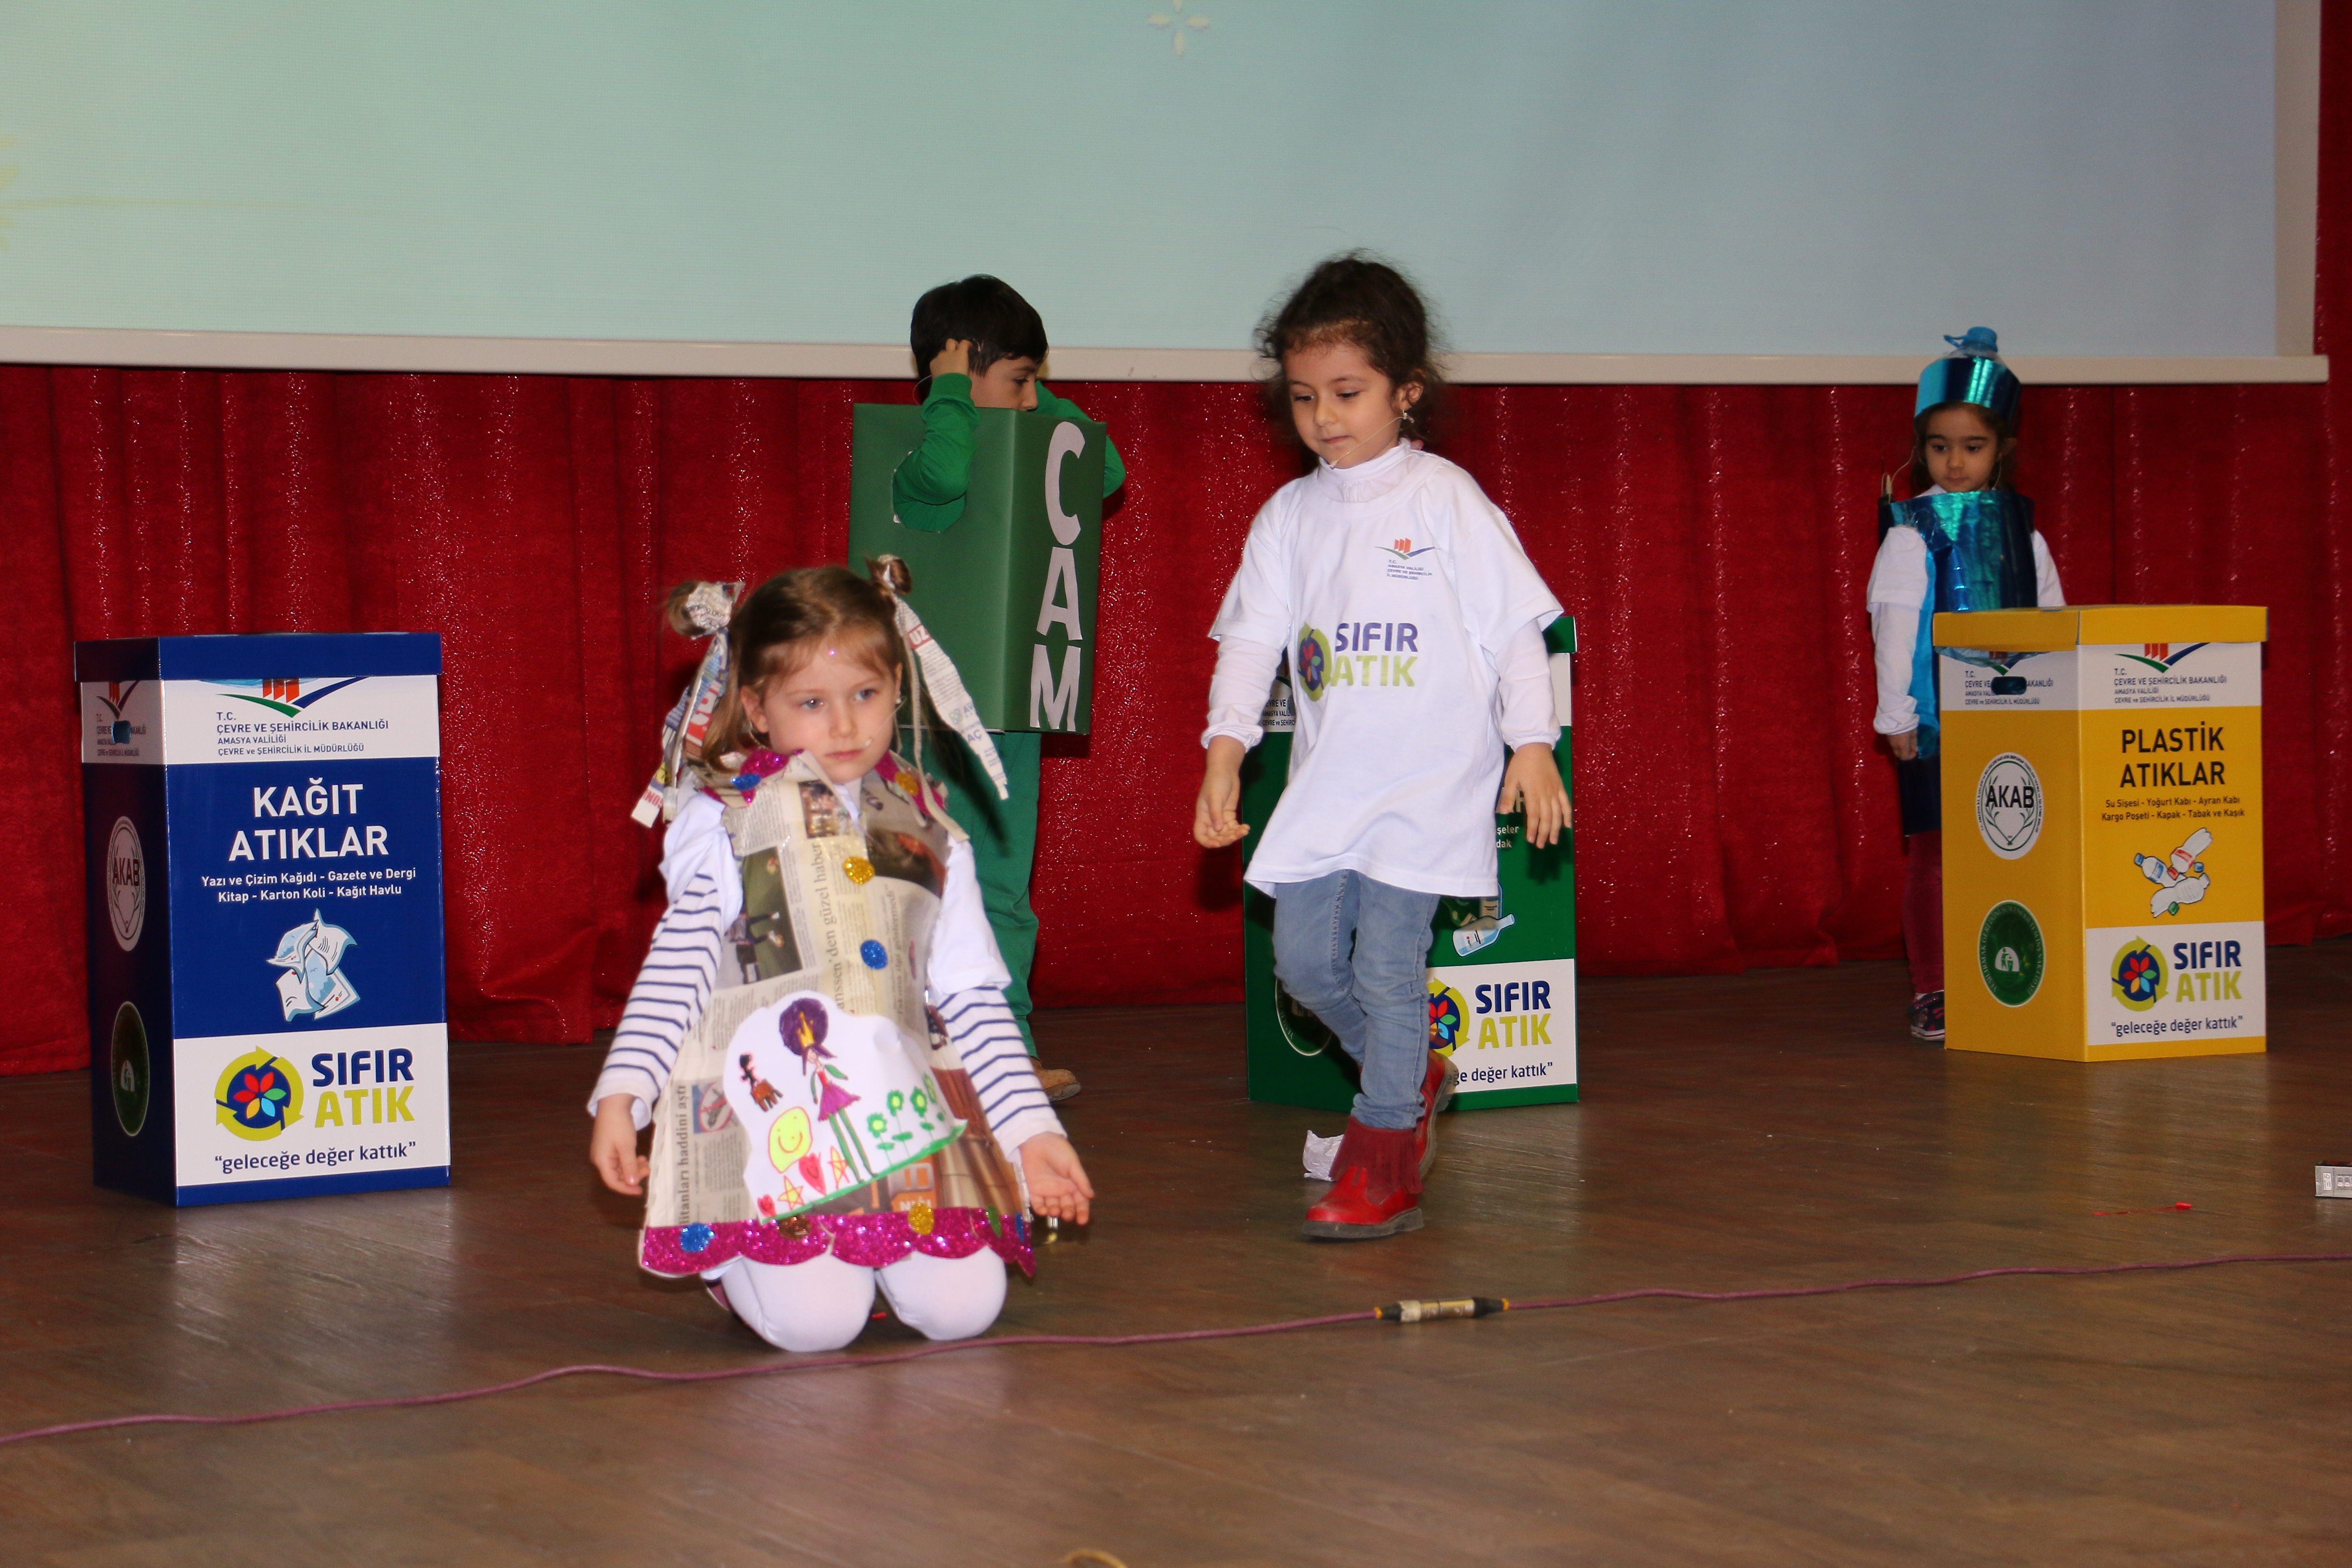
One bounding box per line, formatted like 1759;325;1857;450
214;675;369;717
1295;626;1332;701
104;816;146;951
2110;938;2168;1011
215;1049;306;1141
1975;753;2043;860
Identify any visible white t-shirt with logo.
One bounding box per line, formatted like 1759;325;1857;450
1211;444;1561;897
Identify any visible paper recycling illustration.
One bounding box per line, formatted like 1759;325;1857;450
268;910;360;1020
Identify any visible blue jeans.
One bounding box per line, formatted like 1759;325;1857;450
1271;871;1439;1130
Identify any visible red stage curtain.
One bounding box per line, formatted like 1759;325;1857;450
3;44;2349;1077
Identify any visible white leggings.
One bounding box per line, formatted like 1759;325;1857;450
704;1249;1008;1353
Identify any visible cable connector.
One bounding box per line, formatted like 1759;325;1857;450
1374;1297;1508;1323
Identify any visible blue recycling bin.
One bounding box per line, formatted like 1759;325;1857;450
76;634;450;1206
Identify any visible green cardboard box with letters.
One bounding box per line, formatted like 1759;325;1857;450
846;404;1106;735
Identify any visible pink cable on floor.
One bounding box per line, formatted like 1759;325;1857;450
1503;1249;2352;1311
3;1250;2344;1451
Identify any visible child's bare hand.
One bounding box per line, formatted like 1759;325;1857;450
1888;729;1919;761
1194;736;1250;849
1498;744;1570;848
1019;1133;1093;1226
928;338;973;382
591;1094;650;1195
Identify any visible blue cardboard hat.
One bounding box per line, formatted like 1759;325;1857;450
1916;327;2021;429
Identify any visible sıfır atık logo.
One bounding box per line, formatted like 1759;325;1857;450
215;1048;306;1141
2110;938;2168;1011
1425;977;1469;1057
215;675;368;716
1975;752;2044;861
1295;626;1332;701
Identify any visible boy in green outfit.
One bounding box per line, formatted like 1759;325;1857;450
896;275;1125;1101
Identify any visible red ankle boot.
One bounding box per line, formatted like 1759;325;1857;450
1417;1051;1458;1179
1304;1119;1423;1240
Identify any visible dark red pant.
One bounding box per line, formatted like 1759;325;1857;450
1902;831;1943;995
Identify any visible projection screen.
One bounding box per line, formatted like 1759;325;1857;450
0;0;2322;382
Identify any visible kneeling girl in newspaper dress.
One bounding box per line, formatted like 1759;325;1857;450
589;564;1093;1352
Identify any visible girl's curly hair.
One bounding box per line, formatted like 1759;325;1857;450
1256;252;1450;448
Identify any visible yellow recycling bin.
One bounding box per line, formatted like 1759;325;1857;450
1935;604;2266;1061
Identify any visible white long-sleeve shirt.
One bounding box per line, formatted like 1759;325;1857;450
1865;489;2064;735
591;785;1062;1155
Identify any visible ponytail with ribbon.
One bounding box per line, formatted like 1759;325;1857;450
867;554;1009;804
630;580;742;826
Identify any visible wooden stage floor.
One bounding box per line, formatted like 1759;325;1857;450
4;945;2351;1566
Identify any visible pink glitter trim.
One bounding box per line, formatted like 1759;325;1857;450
641;1208;1033;1279
699;748;799;805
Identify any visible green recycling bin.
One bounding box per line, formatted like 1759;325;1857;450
1241;618;1578;1112
846;404;1106;734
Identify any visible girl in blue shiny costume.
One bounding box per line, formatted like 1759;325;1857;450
1865;330;2064;1043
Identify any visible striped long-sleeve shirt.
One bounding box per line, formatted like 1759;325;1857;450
592;860;729;1113
590;789;1062;1155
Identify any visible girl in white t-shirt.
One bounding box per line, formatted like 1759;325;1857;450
1194;255;1566;1240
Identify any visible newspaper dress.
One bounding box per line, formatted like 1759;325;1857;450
636;746;1032;1278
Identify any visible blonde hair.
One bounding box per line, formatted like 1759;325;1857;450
682;561;909;763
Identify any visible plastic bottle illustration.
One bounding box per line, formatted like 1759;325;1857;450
1446;896;1516;957
2134;828;2212;917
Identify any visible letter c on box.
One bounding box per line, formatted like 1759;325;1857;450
1045;423;1085;546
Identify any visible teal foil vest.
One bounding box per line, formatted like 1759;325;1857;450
1878;490;2036;757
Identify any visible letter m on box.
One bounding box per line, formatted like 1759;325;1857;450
1031;645;1080;729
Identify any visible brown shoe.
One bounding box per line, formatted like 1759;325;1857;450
1035;1066;1082;1102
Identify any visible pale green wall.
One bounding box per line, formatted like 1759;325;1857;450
0;1;2275;356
